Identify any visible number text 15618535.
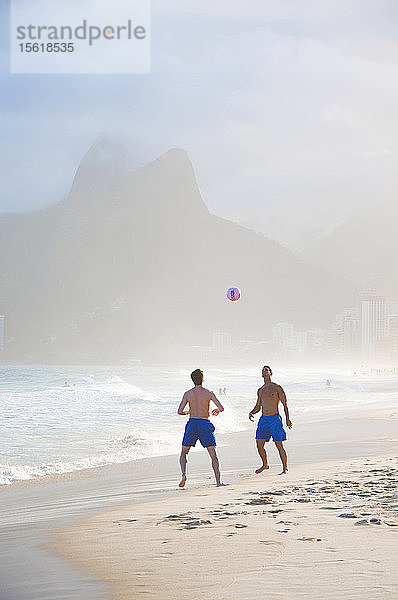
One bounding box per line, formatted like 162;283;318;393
19;43;74;53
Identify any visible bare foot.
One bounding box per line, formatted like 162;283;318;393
217;482;227;487
278;469;288;475
255;464;270;474
179;476;187;488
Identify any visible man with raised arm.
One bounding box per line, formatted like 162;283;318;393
177;369;225;488
249;365;292;474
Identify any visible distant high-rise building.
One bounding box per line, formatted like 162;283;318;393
273;322;295;349
0;315;4;351
327;307;360;356
389;315;398;359
342;307;360;354
327;313;345;354
212;331;232;353
295;331;308;353
360;290;387;357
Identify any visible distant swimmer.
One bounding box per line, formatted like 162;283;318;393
63;381;70;387
177;369;225;488
249;365;292;475
223;387;227;395
326;379;331;387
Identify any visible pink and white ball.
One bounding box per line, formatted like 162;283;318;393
226;287;241;301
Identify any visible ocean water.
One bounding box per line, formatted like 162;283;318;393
0;363;397;485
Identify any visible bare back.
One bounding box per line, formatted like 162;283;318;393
178;386;223;418
258;382;285;415
185;386;214;418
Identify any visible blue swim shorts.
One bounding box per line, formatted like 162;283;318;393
256;414;286;442
182;418;216;448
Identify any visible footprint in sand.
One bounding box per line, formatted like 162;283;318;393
113;519;137;524
164;514;213;529
298;537;322;542
259;540;283;545
181;519;212;529
235;523;248;528
245;498;277;506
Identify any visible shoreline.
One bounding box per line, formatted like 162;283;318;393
0;405;396;598
2;399;397;491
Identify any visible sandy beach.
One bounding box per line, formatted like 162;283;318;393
1;404;394;599
51;454;398;600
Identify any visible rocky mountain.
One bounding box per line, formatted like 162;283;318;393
0;142;359;362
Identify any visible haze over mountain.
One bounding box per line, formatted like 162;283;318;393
0;142;359;363
303;211;398;300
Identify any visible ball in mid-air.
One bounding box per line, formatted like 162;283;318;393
227;287;241;301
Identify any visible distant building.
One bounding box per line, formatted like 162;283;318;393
212;331;232;353
295;331;308;353
273;322;295;350
386;300;398;317
389;315;398;359
306;328;327;353
0;315;4;351
342;308;360;354
327;313;345;354
360;290;387;358
273;322;326;354
326;307;360;356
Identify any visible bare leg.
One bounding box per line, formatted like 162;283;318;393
179;446;190;487
206;446;223;486
274;441;288;474
255;439;270;474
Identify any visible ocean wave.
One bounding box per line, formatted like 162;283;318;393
58;375;162;403
0;429;177;486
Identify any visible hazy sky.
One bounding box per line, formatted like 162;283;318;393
1;0;398;244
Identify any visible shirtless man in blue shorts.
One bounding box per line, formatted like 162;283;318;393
177;369;224;488
249;365;293;474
